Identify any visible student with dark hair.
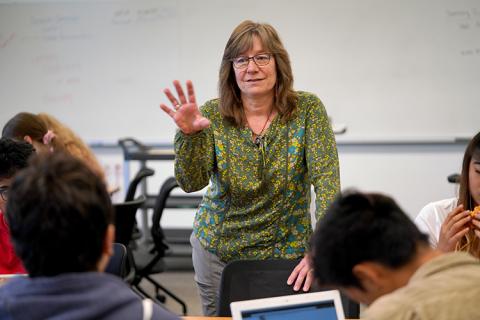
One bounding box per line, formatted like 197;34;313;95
0;137;35;274
0;152;179;320
310;191;480;319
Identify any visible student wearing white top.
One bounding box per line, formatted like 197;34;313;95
415;131;480;256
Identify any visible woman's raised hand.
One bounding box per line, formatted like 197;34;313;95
437;205;471;252
160;80;211;135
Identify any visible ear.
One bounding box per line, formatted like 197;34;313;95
96;224;115;272
23;135;33;144
352;262;390;294
103;224;115;257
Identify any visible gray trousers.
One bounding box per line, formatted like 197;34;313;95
190;232;226;316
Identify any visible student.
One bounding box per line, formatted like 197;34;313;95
415;131;480;256
310;191;480;319
159;20;340;315
0;138;34;275
2;112;105;181
2;112;52;153
37;112;106;180
0;152;180;320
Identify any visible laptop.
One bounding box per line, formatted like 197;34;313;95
230;290;345;320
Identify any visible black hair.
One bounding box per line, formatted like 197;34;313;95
310;190;429;289
5;152;113;276
0;137;35;179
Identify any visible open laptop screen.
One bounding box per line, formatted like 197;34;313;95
231;290;345;320
241;300;338;320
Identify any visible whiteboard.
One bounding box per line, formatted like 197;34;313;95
0;0;479;144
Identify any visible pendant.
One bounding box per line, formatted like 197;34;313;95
254;135;263;147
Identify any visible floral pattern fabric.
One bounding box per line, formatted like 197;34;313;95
174;91;340;262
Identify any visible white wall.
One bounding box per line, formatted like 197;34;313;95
1;0;479;143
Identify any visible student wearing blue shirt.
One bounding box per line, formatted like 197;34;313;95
0;152;179;320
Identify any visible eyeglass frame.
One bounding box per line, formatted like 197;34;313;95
231;53;273;69
0;187;8;201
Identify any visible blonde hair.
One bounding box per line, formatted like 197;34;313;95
218;20;297;127
37;113;105;181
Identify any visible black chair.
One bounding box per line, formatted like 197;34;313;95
124;167;155;202
113;195;146;246
118;137;150;158
105;243;128;279
131;177;188;315
113;196;146;283
124;167;155;241
447;173;460;183
216;259;360;319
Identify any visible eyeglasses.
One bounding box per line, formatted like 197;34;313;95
232;53;272;69
0;188;8;201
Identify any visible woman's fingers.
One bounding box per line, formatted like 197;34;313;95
160;103;176;118
287;256;312;292
449;214;472;235
173;80;188;105
196;117;211;130
186;80;197;105
164;88;181;107
444;205;466;230
450;227;470;244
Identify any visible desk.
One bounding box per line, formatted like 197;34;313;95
182;316;357;320
182;318;231;320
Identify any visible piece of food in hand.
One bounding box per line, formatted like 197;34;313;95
469;205;480;218
468;206;480;228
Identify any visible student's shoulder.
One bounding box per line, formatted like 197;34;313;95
364;291;416;320
418;198;458;217
151;302;181;320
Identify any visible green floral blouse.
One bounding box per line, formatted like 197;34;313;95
174;91;340;262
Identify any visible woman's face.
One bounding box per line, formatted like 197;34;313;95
469;154;480;206
233;36;277;100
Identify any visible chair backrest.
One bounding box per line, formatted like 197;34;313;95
118;137;149;157
105;243;128;279
447;173;460;184
113;195;146;246
216;259;360;318
124;167;155;202
150;177;179;256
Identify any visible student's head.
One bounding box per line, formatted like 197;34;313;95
455;132;480;255
2;112;54;153
5;152;114;277
218;20;297;126
310;191;429;305
459;131;480;209
0;137;35;213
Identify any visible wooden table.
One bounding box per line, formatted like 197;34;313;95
182;317;231;320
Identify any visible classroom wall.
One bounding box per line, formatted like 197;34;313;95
1;0;479;143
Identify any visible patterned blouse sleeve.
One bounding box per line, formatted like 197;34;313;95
173;101;216;193
304;94;341;220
